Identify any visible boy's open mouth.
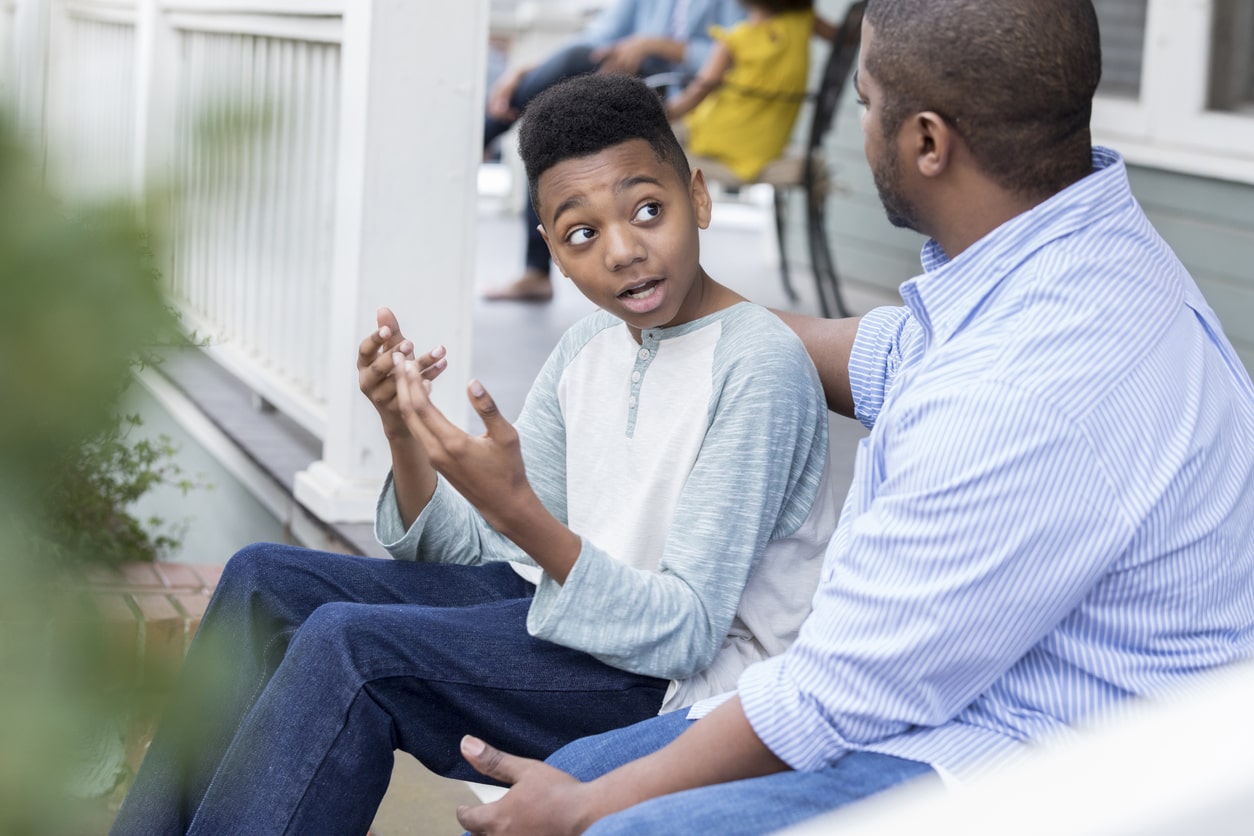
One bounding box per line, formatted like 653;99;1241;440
619;279;662;299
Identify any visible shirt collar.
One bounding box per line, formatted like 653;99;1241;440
900;147;1132;349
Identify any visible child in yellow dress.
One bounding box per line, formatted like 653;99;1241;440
666;0;837;181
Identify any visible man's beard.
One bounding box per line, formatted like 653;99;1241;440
872;144;920;232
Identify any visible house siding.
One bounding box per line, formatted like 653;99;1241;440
803;84;1254;378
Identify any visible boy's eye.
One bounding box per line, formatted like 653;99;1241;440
565;227;596;245
633;202;662;222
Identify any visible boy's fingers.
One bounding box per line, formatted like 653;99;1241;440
358;330;387;367
376;305;401;335
421;356;448;379
359;326;408;372
415;345;447;380
393;360;442;450
467;380;511;439
398;360;464;445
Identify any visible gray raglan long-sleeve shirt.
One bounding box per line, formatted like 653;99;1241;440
376;302;836;710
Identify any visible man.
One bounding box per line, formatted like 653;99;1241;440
481;0;746;302
455;0;1254;832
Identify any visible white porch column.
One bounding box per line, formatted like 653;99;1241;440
9;0;50;151
295;0;487;523
130;0;173;203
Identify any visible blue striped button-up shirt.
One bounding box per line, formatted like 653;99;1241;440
736;148;1254;780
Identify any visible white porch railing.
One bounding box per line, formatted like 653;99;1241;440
4;0;489;522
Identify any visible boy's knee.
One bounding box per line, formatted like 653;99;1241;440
287;601;374;668
220;541;307;592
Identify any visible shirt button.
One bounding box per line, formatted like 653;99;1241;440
631;371;641;383
629;396;638;407
638;348;651;360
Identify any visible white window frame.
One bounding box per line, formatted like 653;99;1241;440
1092;0;1254;185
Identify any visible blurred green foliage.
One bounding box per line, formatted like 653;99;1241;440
0;114;186;832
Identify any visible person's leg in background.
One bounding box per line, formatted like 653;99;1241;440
483;44;599;151
109;546;533;835
482;194;555;302
482;44;600;301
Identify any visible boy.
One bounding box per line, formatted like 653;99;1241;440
111;74;834;834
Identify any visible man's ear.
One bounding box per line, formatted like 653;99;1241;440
689;168;712;229
904;111;955;180
537;224;569;278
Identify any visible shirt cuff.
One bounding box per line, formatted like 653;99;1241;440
373;471;448;560
848;306;911;430
738;654;847;772
525;536;604;641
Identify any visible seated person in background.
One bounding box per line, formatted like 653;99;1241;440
109;73;836;835
483;0;747;302
666;0;838;182
455;1;1254;833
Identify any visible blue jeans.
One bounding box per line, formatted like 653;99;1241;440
482;43;677;275
545;711;938;835
110;543;667;835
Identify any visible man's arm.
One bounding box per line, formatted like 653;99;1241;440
456;696;784;835
772;310;861;417
592;35;687;75
577;0;644;48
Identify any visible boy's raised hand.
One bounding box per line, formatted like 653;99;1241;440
357;306;447;441
392;358;532;535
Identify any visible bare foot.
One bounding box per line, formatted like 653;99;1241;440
481;271;553;302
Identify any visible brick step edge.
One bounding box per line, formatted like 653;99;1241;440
72;561;224;688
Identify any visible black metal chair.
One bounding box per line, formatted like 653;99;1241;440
652;2;864;318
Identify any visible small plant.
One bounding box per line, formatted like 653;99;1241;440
42;411;201;567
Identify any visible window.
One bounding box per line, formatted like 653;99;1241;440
1209;0;1254;113
1092;0;1148;99
1090;0;1254;185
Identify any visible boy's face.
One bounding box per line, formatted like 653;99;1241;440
536;139;712;338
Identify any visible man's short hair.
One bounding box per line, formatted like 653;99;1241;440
517;73;692;215
865;0;1102;198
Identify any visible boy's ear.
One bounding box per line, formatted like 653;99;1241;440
537;224;569;278
689;168;712;230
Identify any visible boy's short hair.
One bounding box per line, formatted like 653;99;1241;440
517;73;692;215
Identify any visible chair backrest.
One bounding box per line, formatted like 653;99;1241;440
802;2;865;189
645;2;864;189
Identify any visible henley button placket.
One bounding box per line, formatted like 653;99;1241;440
625;330;662;437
